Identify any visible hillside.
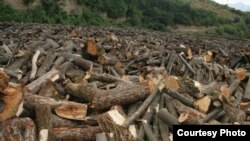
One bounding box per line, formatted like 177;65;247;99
1;0;250;38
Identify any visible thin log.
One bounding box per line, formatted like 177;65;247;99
30;50;41;81
228;79;241;96
143;121;157;141
202;108;223;123
166;50;177;74
163;88;194;107
158;108;179;128
178;54;196;74
159;119;169;141
36;52;57;78
136;93;161;141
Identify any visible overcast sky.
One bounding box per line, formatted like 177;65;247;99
212;0;250;5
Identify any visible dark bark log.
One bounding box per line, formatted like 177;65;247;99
166;50;177;74
143;122;157;141
0;118;36;141
163;88;194;107
158;108;179;128
35;103;55;141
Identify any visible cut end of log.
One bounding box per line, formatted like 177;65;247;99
235;68;246;81
39;129;49;141
86;38;98;56
194;96;211;114
55;102;87;121
0;70;10;90
178;112;189;123
164;75;179;91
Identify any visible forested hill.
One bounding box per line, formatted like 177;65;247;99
1;0;250;38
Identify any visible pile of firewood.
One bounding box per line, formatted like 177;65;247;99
0;22;250;141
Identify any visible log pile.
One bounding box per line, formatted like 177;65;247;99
0;22;250;141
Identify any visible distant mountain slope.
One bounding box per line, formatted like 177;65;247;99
0;0;250;38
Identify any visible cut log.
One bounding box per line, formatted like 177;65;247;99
243;77;250;101
54;126;102;141
73;57;93;71
123;79;162;127
83;38;103;58
66;81;150;109
174;100;220;124
0;118;36;141
36;52;57;78
98;54;117;66
30;50;41;81
26;68;60;94
35;103;55;141
0;82;25;121
97;109;136;141
194;96;211;114
55;102;87;121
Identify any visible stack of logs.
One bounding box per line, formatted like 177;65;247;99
0;22;250;141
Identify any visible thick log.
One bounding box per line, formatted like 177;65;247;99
54;126;102;141
98;54;117;66
35;103;55;141
26;68;60;94
123;79;162;127
82;38;104;58
0;118;36;141
73;57;93;71
0;82;24;122
97;110;136;141
96;133;108;141
92;82;150;110
66;81;150;109
30;50;41;81
7;51;31;71
243;77;250;101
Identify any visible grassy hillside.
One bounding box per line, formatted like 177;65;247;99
0;0;250;38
